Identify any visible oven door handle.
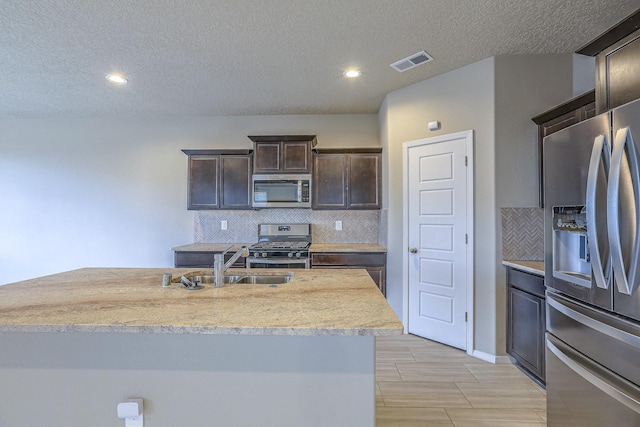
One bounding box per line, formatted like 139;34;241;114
248;258;308;265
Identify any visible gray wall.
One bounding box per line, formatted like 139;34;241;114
380;57;496;354
0;332;375;426
494;55;573;353
380;55;574;356
0;115;378;285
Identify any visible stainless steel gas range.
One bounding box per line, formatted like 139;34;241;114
247;223;311;269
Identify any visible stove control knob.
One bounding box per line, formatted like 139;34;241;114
296;253;301;258
288;252;294;258
261;252;267;258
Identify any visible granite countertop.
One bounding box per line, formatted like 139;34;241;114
502;260;545;276
310;243;386;252
0;268;402;336
171;243;252;252
172;243;387;252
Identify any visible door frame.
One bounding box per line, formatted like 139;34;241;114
402;130;475;354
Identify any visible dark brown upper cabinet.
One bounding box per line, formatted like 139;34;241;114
312;148;382;210
248;135;317;174
183;149;253;210
576;9;640;114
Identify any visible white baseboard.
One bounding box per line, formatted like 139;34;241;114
471;350;512;364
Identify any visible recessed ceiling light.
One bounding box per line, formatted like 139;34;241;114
344;69;361;78
106;74;128;84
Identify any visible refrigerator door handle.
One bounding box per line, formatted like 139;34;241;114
587;134;610;289
608;127;640;296
547;337;640;414
547;294;640;348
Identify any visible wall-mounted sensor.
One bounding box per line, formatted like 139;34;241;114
428;121;441;131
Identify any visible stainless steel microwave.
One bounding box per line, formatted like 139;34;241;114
252;174;311;208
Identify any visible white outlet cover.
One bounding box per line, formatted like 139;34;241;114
336;221;342;231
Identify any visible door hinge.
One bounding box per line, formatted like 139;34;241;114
465;312;468;322
465;234;468;244
465;156;468;166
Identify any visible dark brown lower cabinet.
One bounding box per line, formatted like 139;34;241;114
174;251;246;268
506;267;545;384
311;252;386;296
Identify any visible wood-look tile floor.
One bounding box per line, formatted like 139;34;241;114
376;334;546;426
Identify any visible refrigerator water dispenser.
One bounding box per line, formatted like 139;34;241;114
552;206;592;288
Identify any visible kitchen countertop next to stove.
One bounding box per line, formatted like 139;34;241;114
172;243;387;252
310;243;386;252
171;243;252;252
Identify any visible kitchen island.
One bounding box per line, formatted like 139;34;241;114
0;268;401;426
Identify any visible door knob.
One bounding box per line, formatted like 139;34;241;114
409;247;418;253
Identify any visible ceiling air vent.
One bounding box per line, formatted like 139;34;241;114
390;51;433;72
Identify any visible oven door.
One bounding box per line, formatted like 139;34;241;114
248;258;309;269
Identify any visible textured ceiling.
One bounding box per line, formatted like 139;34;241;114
2;0;638;118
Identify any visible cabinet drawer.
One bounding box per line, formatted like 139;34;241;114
507;268;545;298
311;252;385;266
174;252;246;268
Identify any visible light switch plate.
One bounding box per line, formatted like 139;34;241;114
336;221;342;231
221;220;228;230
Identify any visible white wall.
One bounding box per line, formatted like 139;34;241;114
0;115;378;285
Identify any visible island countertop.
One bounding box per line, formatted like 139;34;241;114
0;268;403;336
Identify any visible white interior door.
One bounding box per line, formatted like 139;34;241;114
404;131;473;351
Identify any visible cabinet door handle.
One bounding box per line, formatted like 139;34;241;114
409;247;418;253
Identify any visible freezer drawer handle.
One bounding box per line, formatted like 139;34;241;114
608;127;640;295
547;337;640;414
548;294;640;349
586;134;611;290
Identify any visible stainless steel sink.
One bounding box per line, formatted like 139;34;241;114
186;273;293;286
232;275;292;284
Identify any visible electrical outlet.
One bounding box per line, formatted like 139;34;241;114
336;220;342;231
221;220;228;230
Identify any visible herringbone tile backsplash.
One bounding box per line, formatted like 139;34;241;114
501;207;544;260
194;210;381;244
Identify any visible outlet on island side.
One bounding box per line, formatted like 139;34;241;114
221;220;228;230
335;220;342;231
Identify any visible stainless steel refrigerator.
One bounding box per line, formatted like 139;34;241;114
544;97;640;426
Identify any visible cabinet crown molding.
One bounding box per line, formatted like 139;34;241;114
313;147;382;154
182;149;253;156
248;135;318;146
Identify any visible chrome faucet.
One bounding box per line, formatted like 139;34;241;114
213;245;249;288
